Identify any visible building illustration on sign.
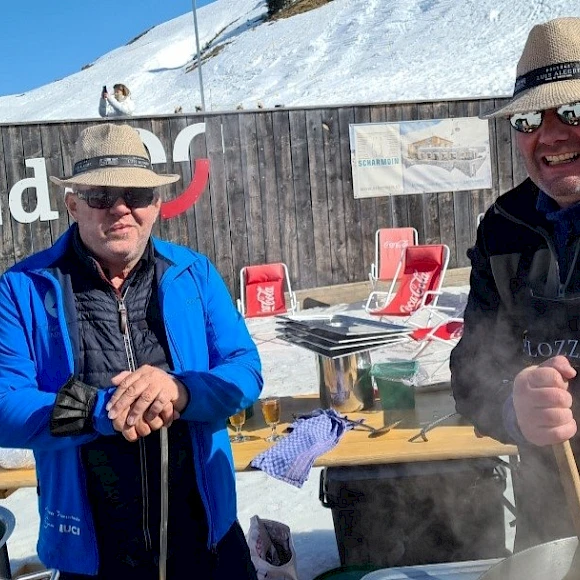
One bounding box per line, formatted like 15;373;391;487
349;116;492;198
404;135;488;178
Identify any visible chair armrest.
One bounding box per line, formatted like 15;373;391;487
369;263;377;286
407;302;455;328
289;291;298;313
365;290;391;312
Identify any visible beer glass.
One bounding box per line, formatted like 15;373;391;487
229;408;248;443
261;397;282;442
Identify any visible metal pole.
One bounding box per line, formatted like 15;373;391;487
191;0;206;110
159;426;169;580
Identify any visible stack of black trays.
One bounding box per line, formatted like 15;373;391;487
276;314;412;359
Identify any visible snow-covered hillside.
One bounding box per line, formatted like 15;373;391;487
1;0;580;123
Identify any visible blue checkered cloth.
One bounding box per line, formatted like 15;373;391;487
250;408;353;488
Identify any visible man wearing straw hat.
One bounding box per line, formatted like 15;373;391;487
0;123;261;579
451;17;580;551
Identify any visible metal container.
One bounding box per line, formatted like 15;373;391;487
317;351;372;413
478;536;579;579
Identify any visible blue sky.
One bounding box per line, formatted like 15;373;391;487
0;0;215;97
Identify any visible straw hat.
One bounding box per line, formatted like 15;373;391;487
50;123;180;188
482;17;580;119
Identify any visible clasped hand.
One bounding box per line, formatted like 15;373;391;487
106;365;188;442
513;355;577;446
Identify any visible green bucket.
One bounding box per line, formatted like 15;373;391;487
371;360;418;380
313;564;380;580
370;360;418;410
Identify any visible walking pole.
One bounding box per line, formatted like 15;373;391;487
159;426;169;580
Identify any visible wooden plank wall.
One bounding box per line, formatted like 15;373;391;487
0;96;520;297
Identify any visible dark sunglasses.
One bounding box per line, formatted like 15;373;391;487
509;102;580;133
75;188;157;209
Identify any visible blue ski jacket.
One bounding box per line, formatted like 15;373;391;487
0;227;263;574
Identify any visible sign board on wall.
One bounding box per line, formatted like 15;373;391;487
349;117;492;198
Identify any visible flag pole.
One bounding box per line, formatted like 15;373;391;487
191;0;206;110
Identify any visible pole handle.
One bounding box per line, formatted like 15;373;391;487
554;440;580;540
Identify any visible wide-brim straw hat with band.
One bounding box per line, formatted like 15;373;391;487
481;17;580;119
49;123;180;188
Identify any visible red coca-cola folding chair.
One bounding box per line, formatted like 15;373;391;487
237;262;297;318
407;317;464;383
410;318;464;354
365;244;450;321
369;227;418;289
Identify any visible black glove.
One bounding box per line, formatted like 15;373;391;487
50;376;99;437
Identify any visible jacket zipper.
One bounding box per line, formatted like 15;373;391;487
118;291;152;552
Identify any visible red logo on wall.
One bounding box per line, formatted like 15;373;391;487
137;124;209;220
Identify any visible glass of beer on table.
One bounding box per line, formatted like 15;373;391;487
261;397;282;442
229;408;248;443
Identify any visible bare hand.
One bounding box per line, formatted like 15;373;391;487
111;402;180;442
107;365;188;440
513;356;577;446
102;92;108;99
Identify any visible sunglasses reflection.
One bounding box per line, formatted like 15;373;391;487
510;101;580;133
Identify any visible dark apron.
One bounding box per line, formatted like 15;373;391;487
512;289;580;551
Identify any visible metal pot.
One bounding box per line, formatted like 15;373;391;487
479;537;579;579
317;351;371;413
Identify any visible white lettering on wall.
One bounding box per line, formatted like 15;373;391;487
136;123;206;164
8;158;58;225
172;124;206;162
136;129;167;163
3;123;207;225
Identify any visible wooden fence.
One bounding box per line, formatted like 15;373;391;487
0;96;524;297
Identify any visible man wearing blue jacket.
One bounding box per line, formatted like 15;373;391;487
0;123;262;579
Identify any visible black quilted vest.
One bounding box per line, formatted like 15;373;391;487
58;229;207;569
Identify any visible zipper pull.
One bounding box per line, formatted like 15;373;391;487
118;299;128;334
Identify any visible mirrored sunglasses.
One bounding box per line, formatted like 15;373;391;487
75;188;157;209
509;102;580;133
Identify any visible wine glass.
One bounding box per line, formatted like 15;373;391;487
229;408;248;443
261;397;282;442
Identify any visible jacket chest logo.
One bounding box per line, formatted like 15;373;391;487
44;289;58;318
523;336;580;363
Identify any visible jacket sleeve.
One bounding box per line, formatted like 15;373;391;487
106;95;135;116
0;274;105;450
98;97;108;118
450;221;524;444
172;259;263;423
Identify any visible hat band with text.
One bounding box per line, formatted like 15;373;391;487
73;155;152;176
514;61;580;96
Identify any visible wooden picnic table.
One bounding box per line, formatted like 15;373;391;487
0;391;517;499
230;391;517;470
